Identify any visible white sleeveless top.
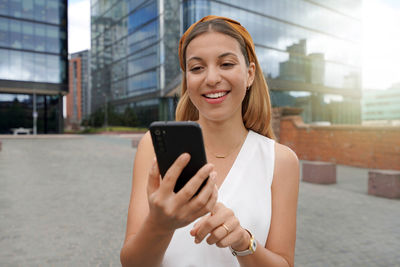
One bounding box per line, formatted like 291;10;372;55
162;130;275;267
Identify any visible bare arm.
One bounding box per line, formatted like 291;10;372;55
191;143;299;267
120;132;218;267
236;143;300;267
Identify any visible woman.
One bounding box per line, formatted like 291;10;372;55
120;15;299;267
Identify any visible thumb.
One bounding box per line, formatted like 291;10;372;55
147;157;161;195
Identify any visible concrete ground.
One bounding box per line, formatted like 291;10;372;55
0;135;399;266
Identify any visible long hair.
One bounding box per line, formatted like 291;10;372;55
175;18;275;139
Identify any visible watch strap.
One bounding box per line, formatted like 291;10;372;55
229;229;257;256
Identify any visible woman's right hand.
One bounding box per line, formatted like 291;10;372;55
145;153;218;235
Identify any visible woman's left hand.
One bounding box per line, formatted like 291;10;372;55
190;202;250;251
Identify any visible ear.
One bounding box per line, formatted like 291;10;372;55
247;62;256;88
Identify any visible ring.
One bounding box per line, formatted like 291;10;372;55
222;223;230;234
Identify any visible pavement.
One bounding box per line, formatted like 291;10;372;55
0;135;399;266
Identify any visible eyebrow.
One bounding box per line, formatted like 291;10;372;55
187;52;239;63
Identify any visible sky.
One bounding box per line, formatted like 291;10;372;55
68;0;400;90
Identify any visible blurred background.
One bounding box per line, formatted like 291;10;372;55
0;0;399;133
0;0;399;266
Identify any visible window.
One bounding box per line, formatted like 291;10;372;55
0;17;9;47
9;19;21;48
22;21;35;50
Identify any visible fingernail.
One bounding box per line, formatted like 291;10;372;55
195;238;200;244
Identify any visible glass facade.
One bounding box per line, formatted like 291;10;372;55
0;0;68;133
182;0;362;123
91;0;362;126
91;0;180;125
362;85;400;122
0;93;62;133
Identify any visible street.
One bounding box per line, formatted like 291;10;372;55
0;135;399;266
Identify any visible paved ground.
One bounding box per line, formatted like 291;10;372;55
0;135;399;266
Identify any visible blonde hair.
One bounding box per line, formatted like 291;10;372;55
176;18;275;139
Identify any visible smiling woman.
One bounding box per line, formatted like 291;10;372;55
362;0;400;89
120;15;299;267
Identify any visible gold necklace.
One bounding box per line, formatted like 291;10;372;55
205;134;246;159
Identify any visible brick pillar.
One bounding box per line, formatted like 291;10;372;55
302;161;337;184
368;170;400;199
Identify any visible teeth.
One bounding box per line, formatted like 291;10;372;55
205;92;228;99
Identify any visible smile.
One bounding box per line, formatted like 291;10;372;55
203;91;229;99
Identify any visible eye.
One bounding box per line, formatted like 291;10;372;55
189;66;203;72
221;62;235;68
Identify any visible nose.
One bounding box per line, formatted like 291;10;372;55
205;65;222;87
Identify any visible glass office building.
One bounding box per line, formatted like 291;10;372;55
91;0;180;125
0;0;68;133
91;0;362;126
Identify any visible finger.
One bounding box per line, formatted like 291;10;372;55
194;203;233;243
216;227;248;248
190;214;210;237
147;157;161;195
176;163;214;203
206;218;239;245
185;171;216;211
160;153;191;193
189;182;218;222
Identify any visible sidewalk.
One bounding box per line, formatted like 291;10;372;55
0;135;399;266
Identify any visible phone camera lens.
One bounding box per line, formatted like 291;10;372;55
154;129;161;135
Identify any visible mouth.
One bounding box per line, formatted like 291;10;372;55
203;91;230;99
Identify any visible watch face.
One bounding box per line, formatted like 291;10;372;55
251;239;257;251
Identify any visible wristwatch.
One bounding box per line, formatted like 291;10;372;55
229;229;257;256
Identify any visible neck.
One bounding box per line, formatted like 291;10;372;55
198;116;248;156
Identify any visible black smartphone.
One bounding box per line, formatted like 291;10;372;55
149;121;208;194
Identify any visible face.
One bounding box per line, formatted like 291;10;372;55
185;31;255;123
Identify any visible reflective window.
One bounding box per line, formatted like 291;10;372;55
128;52;157;76
181;1;362;90
35;53;46;82
46;54;60;83
22;52;35;80
0;17;9;47
9;19;21;48
0;0;8;16
34;0;46;21
35;23;46;51
127;70;158;96
128;1;157;34
9;50;22;80
46;0;59;24
128;21;157;54
128;0;147;13
21;0;34;20
46;25;59;53
9;0;21;18
0;93;61;134
22;21;35;50
0;49;9;78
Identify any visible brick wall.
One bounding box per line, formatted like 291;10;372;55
279;116;400;171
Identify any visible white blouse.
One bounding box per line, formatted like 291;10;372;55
162;130;275;267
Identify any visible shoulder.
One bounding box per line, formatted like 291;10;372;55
272;143;300;188
274;143;299;168
134;131;156;168
137;130;153;151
